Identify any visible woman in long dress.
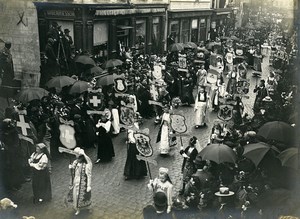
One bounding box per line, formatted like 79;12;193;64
28;143;52;204
194;86;209;128
69;148;92;215
123;120;147;180
156;107;171;156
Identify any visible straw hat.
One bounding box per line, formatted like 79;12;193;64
215;187;235;197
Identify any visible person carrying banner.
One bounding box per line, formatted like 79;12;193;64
194;86;209;128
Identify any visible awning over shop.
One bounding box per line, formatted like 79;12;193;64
168;9;213;18
117;25;134;30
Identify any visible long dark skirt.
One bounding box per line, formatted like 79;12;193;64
124;143;147;179
32;168;52;202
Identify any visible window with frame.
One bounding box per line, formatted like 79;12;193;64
181;19;190;43
170;20;179;43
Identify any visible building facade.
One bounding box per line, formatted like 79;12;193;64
35;0;168;63
167;0;212;45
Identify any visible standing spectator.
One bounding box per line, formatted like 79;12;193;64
28;143;52;204
0;42;14;88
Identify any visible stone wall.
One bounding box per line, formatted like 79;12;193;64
0;0;40;88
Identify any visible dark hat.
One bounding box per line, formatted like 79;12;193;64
52;21;58;27
64;29;70;33
190;136;197;145
153;191;167;212
193;154;203;165
74;114;81;120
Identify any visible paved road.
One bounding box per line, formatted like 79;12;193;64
1;57;271;219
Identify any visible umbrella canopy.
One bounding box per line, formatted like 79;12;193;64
242;142;280;167
17;87;49;103
89;66;104;76
102;59;123;69
96;74;114;86
257;121;295;145
69;80;90;94
169;43;184;52
184;42;197;49
45;76;76;92
197;47;210;54
198;144;237;164
75;55;96;67
278;148;298;170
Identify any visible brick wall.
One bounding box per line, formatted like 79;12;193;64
0;0;40;88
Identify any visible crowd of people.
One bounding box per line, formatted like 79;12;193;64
0;8;298;219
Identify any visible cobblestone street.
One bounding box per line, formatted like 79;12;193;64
0;56;272;219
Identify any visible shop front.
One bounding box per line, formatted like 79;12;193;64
211;8;234;37
168;9;213;45
35;2;167;62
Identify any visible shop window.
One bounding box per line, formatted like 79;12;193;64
169;20;179;43
191;19;198;43
136;19;146;54
93;21;108;63
152;17;160;54
200;19;206;28
181;19;190;43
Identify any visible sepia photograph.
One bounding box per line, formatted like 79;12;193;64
0;0;299;218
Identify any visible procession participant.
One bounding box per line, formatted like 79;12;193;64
95;114;115;163
123;114;147;180
68;148;92;215
265;71;277;97
194;86;209;128
28;143;52;204
148;167;173;214
208;123;225;145
179;136;198;195
181;73;194;106
196;65;207;89
154;84;171;124
225;44;235;73
216;72;225;98
253;79;268;113
226;69;239;96
156;106;171;156
253;44;262;72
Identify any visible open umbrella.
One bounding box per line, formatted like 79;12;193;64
169;43;184;52
243;142;280;167
96;74;114;87
75;55;96;67
69;81;90;94
257;121;295;145
102;59;123;69
45;76;76;92
184;42;197;49
17;87;49;103
278;148;298;170
198;144;237;164
89;66;104;76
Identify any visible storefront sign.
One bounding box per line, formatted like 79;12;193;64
95;8;165;16
46;10;75;17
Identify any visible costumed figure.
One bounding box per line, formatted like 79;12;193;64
196;65;207;89
226;70;239;96
156;106;171;156
208;123;225;145
154;85;171;124
265;72;277;97
216;73;225;98
28;143;52;204
179;136;199;195
181;73;195;106
253;79;267;113
123;117;147;180
247;45;256;67
194;86;209;128
147;167;173;214
106;88;120;135
95;114;115;163
68;148;92;215
253;45;262;72
225;46;235;73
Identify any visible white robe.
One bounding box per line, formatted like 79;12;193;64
194;93;208;126
111;108;120;134
159;113;170;154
